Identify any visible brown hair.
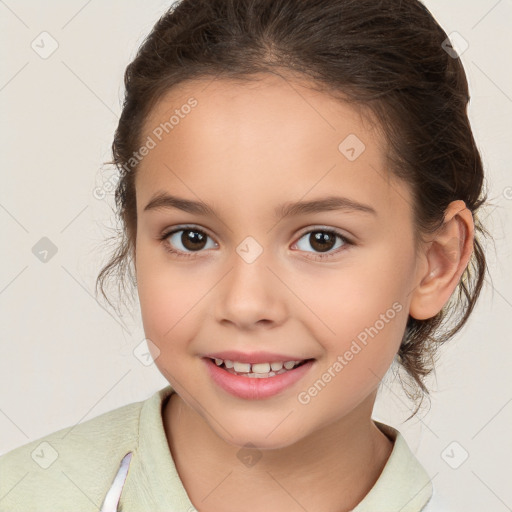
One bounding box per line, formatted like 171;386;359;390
96;0;492;416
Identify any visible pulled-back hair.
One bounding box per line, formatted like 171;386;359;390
96;0;492;416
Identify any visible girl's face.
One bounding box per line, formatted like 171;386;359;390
134;73;427;449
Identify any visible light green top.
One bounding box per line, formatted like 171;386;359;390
0;385;434;511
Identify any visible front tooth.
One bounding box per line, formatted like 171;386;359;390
283;360;296;370
270;361;283;371
224;359;235;368
233;361;251;372
252;362;271;373
214;358;223;366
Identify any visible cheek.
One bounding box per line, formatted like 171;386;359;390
297;281;408;416
303;265;408;337
298;248;412;376
316;291;406;380
135;246;204;349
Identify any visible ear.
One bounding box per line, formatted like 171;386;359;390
409;200;475;321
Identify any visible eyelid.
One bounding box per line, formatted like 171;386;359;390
295;225;354;244
160;224;217;241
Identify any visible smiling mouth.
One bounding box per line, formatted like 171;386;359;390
208;357;314;378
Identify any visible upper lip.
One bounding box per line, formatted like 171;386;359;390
203;351;312;364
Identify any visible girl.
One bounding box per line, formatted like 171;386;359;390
0;0;491;511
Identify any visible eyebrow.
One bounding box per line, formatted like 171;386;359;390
143;192;377;218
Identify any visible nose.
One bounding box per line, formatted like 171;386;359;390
213;245;288;330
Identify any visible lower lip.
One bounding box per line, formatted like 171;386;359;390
203;357;315;400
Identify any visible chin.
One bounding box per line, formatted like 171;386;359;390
211;417;310;451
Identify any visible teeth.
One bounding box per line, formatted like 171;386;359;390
251;362;270;373
233;361;251;372
212;358;305;374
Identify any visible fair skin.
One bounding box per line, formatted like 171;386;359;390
133;72;474;512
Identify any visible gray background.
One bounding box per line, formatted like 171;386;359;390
1;1;511;510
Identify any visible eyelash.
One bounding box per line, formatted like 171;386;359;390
158;225;354;261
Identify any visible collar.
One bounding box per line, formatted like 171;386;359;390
104;386;433;511
351;421;433;511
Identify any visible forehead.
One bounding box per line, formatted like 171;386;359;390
141;73;381;159
135;73;412;222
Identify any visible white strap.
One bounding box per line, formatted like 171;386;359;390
100;452;133;512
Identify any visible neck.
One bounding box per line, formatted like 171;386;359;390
163;391;393;512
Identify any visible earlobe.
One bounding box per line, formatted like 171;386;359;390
409;200;474;321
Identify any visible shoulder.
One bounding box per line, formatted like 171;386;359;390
0;395;145;511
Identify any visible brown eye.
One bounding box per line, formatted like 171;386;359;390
308;231;337;252
294;228;351;260
161;227;217;257
178;229;208;251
